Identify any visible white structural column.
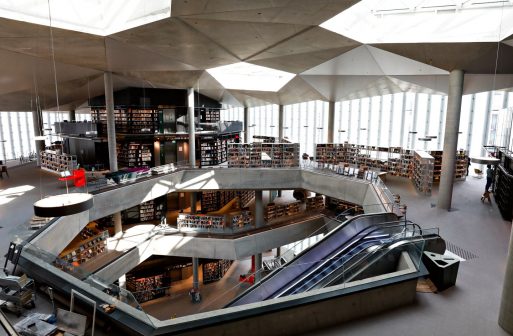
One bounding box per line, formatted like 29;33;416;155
104;72;123;234
244;107;249;143
481;92;493;156
32;107;45;166
437;96;446;150
466;94;476;153
278;105;284;141
399;93;407;147
499;219;513;333
437;69;464;210
327;101;335;143
187;88;196;167
104;72;117;172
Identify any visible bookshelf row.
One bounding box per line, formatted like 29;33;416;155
40;150;77;173
315;143;467;184
412;150;435;195
117;142;153;168
57;230;109;266
265;201;301;221
228;143;299;168
177;211;253;230
201;190;255;213
91;108;159;134
325;197;363;214
198;107;221;123
202;259;233;284
126;274;166;303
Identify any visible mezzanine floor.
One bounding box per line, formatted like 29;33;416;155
0;162;511;335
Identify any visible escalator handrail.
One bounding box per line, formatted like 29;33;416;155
325;232;432;287
226;213;399;307
274;222;422;297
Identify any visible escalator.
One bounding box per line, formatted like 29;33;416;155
226;212;399;307
274;223;418;297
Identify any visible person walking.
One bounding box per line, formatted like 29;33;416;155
485;164;493;192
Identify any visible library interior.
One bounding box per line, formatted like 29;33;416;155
1;1;513;336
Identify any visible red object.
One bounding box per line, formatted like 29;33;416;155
57;169;86;188
73;168;86;187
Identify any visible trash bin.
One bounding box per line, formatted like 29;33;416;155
422;251;459;291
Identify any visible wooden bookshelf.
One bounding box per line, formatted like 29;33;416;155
126;274;166;303
265;201;301;221
306;195;324;211
58;228;109;266
325;197;363;214
202;259;233;284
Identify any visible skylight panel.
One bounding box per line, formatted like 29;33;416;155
207;62;295;92
0;0;171;36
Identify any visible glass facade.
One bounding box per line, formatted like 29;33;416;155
1;91;513;162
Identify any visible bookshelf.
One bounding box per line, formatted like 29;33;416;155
495;152;513;221
40;150;77;174
58;229;109;266
265;201;301;221
199;134;238;167
117;142;153;168
325;197;363;214
123;198;165;223
413;150;434;195
306;195;324;211
91;108;159;134
126;274;166;303
198;107;221;122
228;143;299;168
177;214;225;230
230;210;252;228
202;259;233;284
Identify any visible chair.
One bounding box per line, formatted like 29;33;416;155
474;168;484;179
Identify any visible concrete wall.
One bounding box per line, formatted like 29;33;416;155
30;168;385;261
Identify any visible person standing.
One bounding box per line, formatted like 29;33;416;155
467;157;471;176
485;164;493;192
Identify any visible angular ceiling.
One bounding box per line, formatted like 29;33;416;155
0;0;512;111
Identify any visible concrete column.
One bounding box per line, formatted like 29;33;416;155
399;93;407;147
153;140;161;166
437;69;464;210
481;92;492;156
500;218;513;333
187;88;196;168
32;108;46;166
192;257;199;290
244;107;249;143
104;72;118;172
69;109;76;122
113;212;122;235
254;253;262;283
255;190;263;228
190;192;197;214
327;101;335;143
278;105;284;141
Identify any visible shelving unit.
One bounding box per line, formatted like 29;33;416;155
429;150;443;183
126;274;166;303
40;150;77;174
202;260;233;284
265;201;301;221
117;142;153;168
198;107;221;122
177;214;225;230
325;197;363;214
228;143;299;168
57;229;109;266
199;134;238;167
495;150;513;221
306;195;324;211
123;198;165;223
91;108;159;134
230;210;252;228
412;150;435;195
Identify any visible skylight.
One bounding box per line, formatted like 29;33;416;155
207;62;295;92
321;0;513;43
0;0;171;36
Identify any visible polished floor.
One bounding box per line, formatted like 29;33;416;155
0;163;511;335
